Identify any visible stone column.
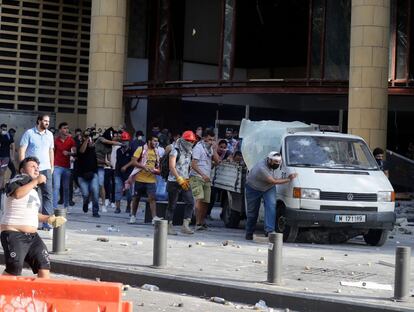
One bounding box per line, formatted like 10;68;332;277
348;0;390;149
87;0;127;129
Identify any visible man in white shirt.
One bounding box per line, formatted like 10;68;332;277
0;157;66;277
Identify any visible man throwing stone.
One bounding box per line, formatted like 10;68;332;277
0;157;66;278
245;151;297;240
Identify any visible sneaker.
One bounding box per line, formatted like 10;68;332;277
82;202;88;213
128;215;136;224
111;202;116;209
92;213;101;218
104;199;109;207
151;216;163;225
88;202;92;210
195;224;206;231
41;222;52;231
125;207;131;214
168;222;177;235
114;208;121;214
245;233;253;240
102;206;108;213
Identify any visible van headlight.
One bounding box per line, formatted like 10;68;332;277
293;188;320;199
378;191;395;202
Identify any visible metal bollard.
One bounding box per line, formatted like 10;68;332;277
152;220;168;268
394;246;411;301
52;208;67;254
267;232;283;285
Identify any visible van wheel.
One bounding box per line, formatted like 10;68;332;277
363;229;388;246
222;197;241;228
276;205;298;243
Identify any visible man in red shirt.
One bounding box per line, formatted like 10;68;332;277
53;122;76;211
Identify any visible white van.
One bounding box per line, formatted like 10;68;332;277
275;131;395;246
214;119;395;246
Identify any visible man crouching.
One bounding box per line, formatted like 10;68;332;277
0;157;66;278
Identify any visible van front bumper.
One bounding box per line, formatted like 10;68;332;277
284;208;395;230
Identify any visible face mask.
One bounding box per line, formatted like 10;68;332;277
122;141;130;149
203;141;212;148
196;130;202;137
270;163;280;170
376;159;383;167
137;136;143;140
1;130;7;135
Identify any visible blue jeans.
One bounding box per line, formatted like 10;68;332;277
114;176;132;202
78;174;99;214
53;166;71;209
245;184;277;235
39;169;53;216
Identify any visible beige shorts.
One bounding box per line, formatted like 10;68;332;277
189;176;211;203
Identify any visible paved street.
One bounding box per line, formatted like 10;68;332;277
1;196;414;311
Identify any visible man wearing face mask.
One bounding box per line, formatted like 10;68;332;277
245;151;298;240
373;147;389;178
130;130;145;153
166;130;197;235
190;129;221;231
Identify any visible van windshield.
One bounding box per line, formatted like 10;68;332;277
285;136;380;170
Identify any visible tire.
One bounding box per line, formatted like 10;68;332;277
363;229;389;246
276;204;298;243
222;197;241;228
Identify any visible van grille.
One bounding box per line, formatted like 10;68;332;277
320;192;377;202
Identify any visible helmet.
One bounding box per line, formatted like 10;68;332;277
120;131;131;141
182;130;196;142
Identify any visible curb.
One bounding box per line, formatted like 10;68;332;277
0;253;410;312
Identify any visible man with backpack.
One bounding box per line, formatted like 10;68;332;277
126;136;161;224
162;130;196;235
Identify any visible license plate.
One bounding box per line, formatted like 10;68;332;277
335;215;366;223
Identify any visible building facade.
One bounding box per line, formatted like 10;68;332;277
0;0;413;152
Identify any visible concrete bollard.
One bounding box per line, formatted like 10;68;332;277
152;219;168;268
267;232;283;285
394;246;411;301
52;208;67;254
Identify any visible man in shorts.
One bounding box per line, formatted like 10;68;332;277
189;129;220;231
0;157;66;277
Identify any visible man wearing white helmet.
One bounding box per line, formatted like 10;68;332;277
245;151;297;240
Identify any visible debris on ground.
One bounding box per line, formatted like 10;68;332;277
134;241;143;246
107;226;120;232
170;302;184;307
378;260;395;268
320;256;325;261
96;225;101;228
141;284;159;291
393;217;413;235
222;240;234;246
195;241;205;246
252;260;265;264
210;296;228;304
340;281;392;291
120;242;129;246
97;237;109;242
122;284;130;291
254;299;268;310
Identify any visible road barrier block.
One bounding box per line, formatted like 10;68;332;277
0;276;133;311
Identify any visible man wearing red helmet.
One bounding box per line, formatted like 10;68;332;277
165;130;196;235
114;131;134;214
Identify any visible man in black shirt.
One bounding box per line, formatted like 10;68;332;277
114;131;134;213
0;124;14;193
76;130;100;217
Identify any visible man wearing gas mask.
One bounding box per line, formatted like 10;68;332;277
245;151;297;240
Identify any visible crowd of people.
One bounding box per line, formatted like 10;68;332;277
0;114;244;235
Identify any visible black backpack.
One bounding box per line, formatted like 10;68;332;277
160;148;180;181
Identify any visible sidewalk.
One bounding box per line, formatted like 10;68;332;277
2;198;414;311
